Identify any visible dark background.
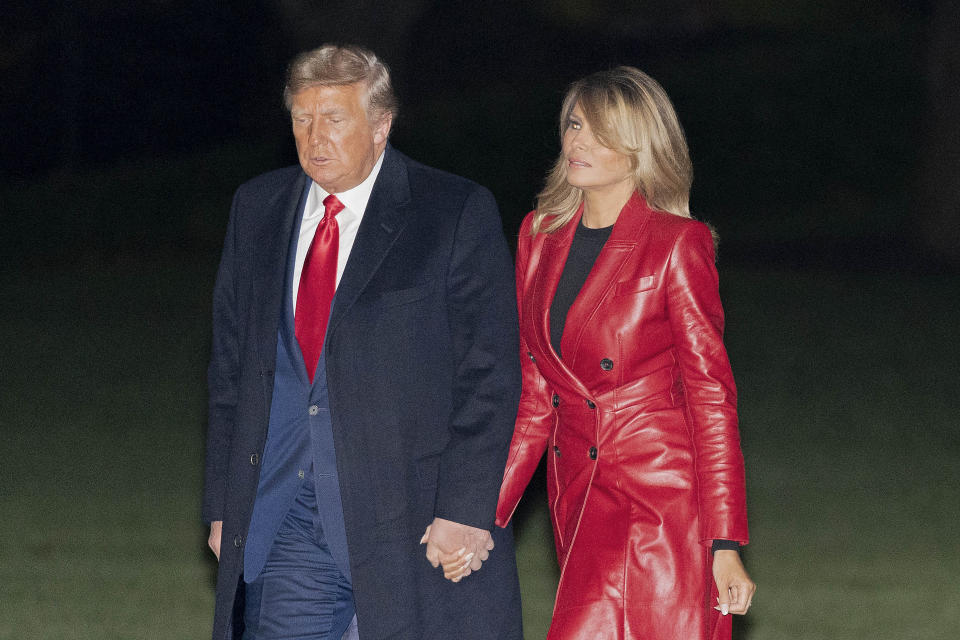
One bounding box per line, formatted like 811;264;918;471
2;2;958;639
3;0;958;266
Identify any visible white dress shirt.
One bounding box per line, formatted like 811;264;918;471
292;150;385;310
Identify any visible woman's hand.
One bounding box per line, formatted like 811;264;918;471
712;550;755;615
420;520;494;582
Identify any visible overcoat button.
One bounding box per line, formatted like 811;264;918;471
600;358;614;371
233;535;243;547
554;445;561;457
552;394;560;408
308;405;319;416
586;399;596;409
528;352;536;363
589;446;598;460
249;453;259;466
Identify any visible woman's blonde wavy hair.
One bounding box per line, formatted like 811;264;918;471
532;66;693;235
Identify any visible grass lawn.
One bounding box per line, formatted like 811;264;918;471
1;256;957;639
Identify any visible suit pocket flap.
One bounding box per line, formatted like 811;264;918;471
375;280;436;307
615;275;656;296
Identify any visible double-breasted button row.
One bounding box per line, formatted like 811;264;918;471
600;358;614;371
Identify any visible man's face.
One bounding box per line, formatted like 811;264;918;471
290;83;391;193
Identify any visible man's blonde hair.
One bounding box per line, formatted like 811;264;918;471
283;44;398;124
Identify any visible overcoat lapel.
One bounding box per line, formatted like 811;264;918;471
326;146;410;341
531;193;654;392
252;171;309;389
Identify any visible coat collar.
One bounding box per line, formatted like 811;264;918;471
326;144;410;341
253;169;309;379
250;145;410;383
531;191;654;392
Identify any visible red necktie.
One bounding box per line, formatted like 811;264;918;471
295;194;344;383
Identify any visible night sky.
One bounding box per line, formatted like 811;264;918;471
3;1;957;267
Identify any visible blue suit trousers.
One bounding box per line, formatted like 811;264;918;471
243;476;355;640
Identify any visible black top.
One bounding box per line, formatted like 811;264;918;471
549;221;613;358
547;218;740;554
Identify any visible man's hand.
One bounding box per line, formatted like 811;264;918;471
420;517;494;582
208;520;223;561
713;550;755;615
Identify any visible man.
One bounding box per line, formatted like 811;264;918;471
203;44;522;640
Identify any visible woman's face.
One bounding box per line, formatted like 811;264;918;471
562;104;634;194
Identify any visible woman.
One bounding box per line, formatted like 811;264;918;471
493;67;754;639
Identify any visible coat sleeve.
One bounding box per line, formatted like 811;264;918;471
496;214;554;527
666;221;749;546
433;186;521;530
202;190;242;523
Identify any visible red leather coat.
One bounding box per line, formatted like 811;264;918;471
496;193;749;640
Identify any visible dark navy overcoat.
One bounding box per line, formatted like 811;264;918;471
203;146;523;639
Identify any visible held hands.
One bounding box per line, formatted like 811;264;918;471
420;517;494;582
713;550;756;615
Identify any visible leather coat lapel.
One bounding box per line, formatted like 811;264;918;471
529;204;592;399
560;193;652;369
253;170;308;382
326;146;410;341
532;192;654;391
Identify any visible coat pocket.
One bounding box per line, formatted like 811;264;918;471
615;275;656;296
374;279;436;308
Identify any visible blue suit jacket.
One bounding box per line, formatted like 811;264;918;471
237;173;352;583
203;146;523;640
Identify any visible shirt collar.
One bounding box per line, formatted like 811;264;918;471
305;150;386;221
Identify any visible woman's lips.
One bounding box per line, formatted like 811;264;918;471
568;158;590;168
